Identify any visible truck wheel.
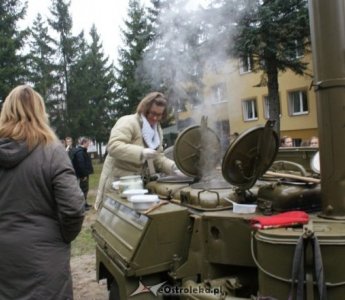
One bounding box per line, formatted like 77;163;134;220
109;280;120;300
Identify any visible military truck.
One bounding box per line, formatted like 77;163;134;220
91;1;345;299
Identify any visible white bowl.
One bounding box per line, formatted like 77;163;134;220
128;194;159;210
122;189;148;200
111;181;120;190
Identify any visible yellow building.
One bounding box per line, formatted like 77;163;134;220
178;53;318;147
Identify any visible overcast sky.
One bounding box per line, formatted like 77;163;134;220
23;0;142;63
23;0;209;63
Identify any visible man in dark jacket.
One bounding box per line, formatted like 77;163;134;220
72;137;94;210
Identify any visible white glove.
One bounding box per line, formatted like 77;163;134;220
142;148;158;160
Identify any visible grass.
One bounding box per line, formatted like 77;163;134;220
89;160;104;191
71;159;103;257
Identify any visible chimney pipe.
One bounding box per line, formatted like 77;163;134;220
309;0;345;219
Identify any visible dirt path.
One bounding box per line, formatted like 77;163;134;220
71;253;108;300
71;188;108;300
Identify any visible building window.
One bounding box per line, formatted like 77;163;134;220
211;83;226;103
294;40;304;58
242;98;258;121
288;40;304;60
239;55;253;74
188;90;202;109
288;90;308;116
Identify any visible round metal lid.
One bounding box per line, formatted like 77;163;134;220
173;124;221;178
222;121;279;189
311;151;320;174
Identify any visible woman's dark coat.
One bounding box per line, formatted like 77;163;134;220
0;138;85;300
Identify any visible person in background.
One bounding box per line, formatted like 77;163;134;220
0;85;85;300
95;91;183;210
72;137;94;210
309;136;319;147
65;136;74;159
280;135;293;147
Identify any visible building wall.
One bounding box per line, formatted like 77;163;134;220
200;54;319;143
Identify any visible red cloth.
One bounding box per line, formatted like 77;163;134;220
250;211;309;229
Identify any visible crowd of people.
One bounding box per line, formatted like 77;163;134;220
0;86;185;299
280;135;319;148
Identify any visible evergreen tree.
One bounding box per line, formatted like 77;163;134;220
66;31;90;138
0;0;28;106
27;14;56;109
210;0;310;134
115;0;152;117
86;26;117;147
48;0;79;137
69;25;116;157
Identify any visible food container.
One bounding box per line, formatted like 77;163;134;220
122;189;148;200
111;181;120;190
119;175;143;195
128;194;159;211
224;197;257;214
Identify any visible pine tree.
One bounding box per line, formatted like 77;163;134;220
66;31;90;138
0;0;28;105
211;0;310;134
115;0;153;116
27;14;56;110
86;26;116;147
48;0;79;137
68;25;116;157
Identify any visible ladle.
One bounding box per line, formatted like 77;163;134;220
265;171;320;184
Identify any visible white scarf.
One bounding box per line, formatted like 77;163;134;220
141;114;160;149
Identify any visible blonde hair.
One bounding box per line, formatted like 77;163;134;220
0;85;57;149
136;92;168;119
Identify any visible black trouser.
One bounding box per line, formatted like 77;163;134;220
79;176;89;201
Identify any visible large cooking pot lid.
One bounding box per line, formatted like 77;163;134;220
174;118;221;178
222;120;279;189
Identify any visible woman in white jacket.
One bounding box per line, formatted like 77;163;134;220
95;92;182;209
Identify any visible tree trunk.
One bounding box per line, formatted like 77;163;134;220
98;143;104;163
266;60;280;136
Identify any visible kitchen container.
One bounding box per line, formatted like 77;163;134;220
122;189;148;200
254;220;345;299
128;194;160;210
118;175;143;195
